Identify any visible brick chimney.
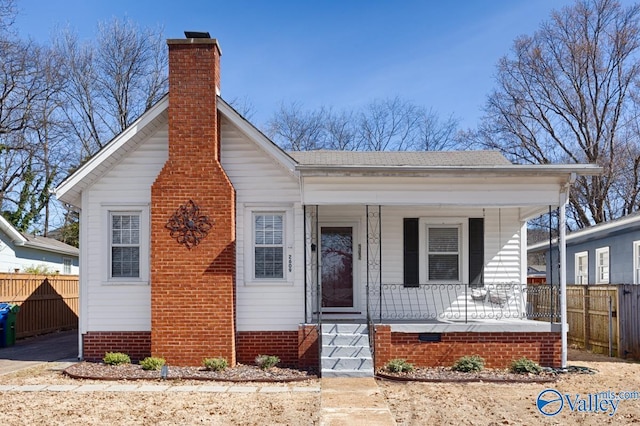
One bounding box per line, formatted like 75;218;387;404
150;34;236;366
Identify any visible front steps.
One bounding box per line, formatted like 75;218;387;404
321;323;374;378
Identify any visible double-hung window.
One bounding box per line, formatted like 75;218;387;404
595;247;609;284
110;213;141;278
254;213;284;279
63;258;72;275
575;251;588;285
426;225;461;282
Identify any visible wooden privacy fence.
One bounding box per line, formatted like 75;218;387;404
528;284;640;360
564;285;639;360
0;273;79;339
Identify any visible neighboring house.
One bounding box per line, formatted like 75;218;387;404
0;215;79;275
529;212;640;285
55;34;600;374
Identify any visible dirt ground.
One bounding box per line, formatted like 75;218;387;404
381;349;640;425
0;349;638;425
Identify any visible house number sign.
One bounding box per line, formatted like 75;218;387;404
165;199;213;249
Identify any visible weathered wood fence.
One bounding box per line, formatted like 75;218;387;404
529;284;640;360
0;273;79;339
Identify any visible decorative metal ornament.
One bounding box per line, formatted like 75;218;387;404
165;200;213;249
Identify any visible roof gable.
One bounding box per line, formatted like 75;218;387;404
55;96;298;207
56;95;169;207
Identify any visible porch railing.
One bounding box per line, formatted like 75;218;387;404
367;283;560;323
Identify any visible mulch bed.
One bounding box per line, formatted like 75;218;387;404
64;362;317;382
376;365;598;383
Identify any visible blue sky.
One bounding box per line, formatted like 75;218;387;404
15;1;590;129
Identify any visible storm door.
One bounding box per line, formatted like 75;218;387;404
320;226;355;310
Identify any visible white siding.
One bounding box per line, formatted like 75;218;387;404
83;122;168;332
316;206;525;320
221;118;304;331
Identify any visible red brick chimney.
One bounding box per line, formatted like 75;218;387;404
150;34;236;366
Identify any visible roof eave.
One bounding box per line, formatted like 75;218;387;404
55;95;170;207
295;164;603;176
22;240;79;257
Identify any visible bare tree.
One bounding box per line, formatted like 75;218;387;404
466;0;640;227
358;97;422;151
267;102;327;151
56;18;168;157
267;97;460;152
413;109;461;151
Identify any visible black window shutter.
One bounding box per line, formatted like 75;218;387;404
404;218;419;287
469;218;484;286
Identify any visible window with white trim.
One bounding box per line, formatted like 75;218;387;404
575;251;588;285
253;213;284;279
105;206;149;284
63;258;72;275
634;241;640;284
595;247;609;284
425;225;462;282
110;213;140;278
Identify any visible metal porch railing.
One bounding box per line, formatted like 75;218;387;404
367;283;560;323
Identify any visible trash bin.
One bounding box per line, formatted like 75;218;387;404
0;303;19;348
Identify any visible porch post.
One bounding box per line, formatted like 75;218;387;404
559;190;569;368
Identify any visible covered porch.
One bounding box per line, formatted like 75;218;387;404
290;151;601;370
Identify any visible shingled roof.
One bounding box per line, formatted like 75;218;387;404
287;150;513;167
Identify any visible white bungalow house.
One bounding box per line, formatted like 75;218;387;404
0;215;79;275
55;33;600;376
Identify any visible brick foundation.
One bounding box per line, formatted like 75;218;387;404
82;332;151;362
374;325;562;369
235;325;319;369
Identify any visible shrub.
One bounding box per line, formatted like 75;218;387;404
510;357;543;374
203;357;229;372
385;359;414;373
452;355;485;372
140;356;166;371
255;354;280;370
103;352;131;366
23;264;59;275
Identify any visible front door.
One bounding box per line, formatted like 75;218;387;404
321;226;355;310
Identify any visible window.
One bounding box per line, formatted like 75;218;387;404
575;252;588;284
63;258;72;275
110;213;140;278
426;225;461;281
595;247;609;284
634;241;640;284
254;213;284;279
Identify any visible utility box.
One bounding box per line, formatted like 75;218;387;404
0;303;20;347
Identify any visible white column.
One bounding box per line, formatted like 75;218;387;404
559;192;568;368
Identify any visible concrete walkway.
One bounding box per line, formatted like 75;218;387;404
320;378;397;426
0;330;78;375
0;379;321;394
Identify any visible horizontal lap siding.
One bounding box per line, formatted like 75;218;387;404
84;123;168;332
374;207;523;318
221;119;303;331
484;208;522;284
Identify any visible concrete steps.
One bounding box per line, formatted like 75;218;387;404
321;323;374;378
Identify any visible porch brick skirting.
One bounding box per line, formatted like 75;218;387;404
374;325;562;369
83;331;152;362
236;325;319;369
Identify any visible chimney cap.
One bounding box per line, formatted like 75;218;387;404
184;31;211;39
